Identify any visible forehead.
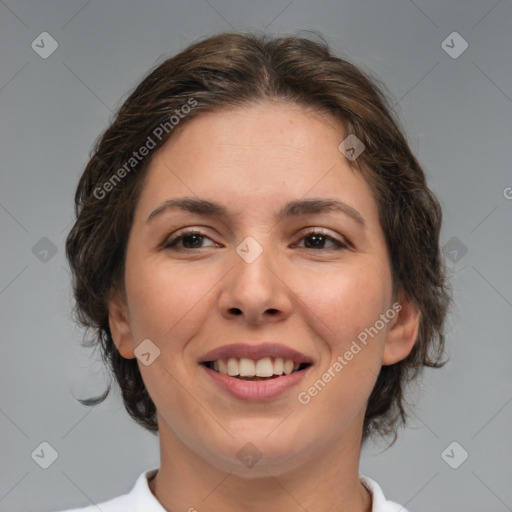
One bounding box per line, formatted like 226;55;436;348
136;102;379;227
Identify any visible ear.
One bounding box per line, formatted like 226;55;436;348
381;290;421;366
107;288;136;359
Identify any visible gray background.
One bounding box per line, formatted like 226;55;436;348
1;0;511;511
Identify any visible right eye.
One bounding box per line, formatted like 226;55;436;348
163;230;220;250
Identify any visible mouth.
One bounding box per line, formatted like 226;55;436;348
197;342;314;400
201;358;313;381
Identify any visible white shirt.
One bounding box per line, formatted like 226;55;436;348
56;467;409;512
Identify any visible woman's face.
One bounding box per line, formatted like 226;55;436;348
109;101;418;476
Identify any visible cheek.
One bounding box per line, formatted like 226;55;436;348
294;259;391;348
125;254;217;343
294;262;390;420
123;257;218;424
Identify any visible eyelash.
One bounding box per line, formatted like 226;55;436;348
163;229;349;251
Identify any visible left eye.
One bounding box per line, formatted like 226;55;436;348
163;229;348;251
295;230;348;250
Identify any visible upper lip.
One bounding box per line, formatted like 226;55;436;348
198;342;314;364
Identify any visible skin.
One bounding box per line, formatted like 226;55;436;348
108;101;420;512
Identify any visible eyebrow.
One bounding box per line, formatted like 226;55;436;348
146;197;366;227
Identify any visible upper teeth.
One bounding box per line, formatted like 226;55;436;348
211;357;301;377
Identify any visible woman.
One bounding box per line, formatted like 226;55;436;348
61;31;451;512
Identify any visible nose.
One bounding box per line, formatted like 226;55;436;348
218;237;293;326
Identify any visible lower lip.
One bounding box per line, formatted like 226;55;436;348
200;365;311;401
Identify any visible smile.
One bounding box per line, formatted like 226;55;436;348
200;358;313;401
202;357;312;380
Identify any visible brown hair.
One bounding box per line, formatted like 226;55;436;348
65;30;451;446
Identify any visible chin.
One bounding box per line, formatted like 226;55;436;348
205;433;311;478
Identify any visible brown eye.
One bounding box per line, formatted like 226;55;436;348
164;230;217;250
296;230;348;250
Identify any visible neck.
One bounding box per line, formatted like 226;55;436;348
148;416;372;512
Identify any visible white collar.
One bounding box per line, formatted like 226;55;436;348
122;467;408;512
